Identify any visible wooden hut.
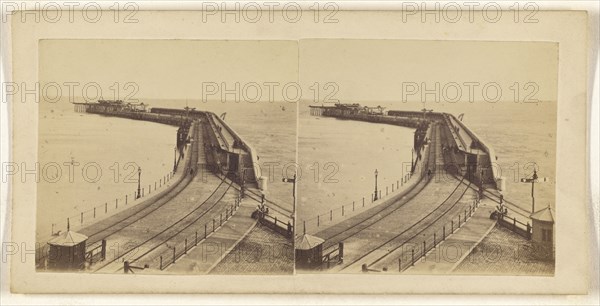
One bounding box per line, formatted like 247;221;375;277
295;234;324;269
47;229;88;270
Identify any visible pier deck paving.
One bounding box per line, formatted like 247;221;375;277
209;224;294;275
310;123;479;272
402;197;496;274
81;122;250;273
165;200;258;274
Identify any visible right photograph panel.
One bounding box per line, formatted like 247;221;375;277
296;39;558;275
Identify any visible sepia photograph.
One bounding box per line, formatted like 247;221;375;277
2;5;594;299
35;39;297;275
297;39;558;275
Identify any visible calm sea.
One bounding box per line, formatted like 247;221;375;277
37;99;296;241
37;99;555;240
297;101;557;222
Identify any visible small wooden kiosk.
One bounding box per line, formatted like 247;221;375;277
530;206;555;260
295;233;325;269
47;228;88;270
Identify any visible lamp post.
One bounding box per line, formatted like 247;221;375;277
374;169;379;201
136;166;142;199
173;146;177;173
282;173;297;236
520;169;548;213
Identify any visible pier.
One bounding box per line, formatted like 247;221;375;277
300;104;536;273
36;100;293;273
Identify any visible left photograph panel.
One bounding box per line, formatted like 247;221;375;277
36;40;297;275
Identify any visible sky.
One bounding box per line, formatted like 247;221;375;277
299;39;558;105
39;39;557;107
39;39;299;105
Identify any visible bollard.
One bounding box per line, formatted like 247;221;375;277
303;221;306;234
81;212;83;224
105;202;108;213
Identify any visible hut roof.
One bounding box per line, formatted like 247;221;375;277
530;206;554;223
295;234;324;250
48;230;88;247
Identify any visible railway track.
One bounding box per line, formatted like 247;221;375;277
316;122;439;249
342;178;472;272
82;121;201;246
93;179;234;273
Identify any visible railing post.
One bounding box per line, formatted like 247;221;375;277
172;247;176;263
397;180;399;189
458;215;461;227
451;220;454;233
101;239;107;260
386;186;388;196
116;198;118;209
160;256;163;270
184;239;188;254
105;202;108;213
80;212;83;224
213;219;215;232
342;206;344;216
411;249;415;266
220;213;222;226
195;231;198;246
362;197;365;207
398;257;402;272
422;241;426;259
443;226;446;240
93;207;96;218
434;233;436;248
317;215;320;227
205;224;207;239
330;210;332;221
513;217;516;231
155;181;157;190
353;201;355;211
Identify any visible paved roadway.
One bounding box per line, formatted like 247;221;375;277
312;122;479;273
